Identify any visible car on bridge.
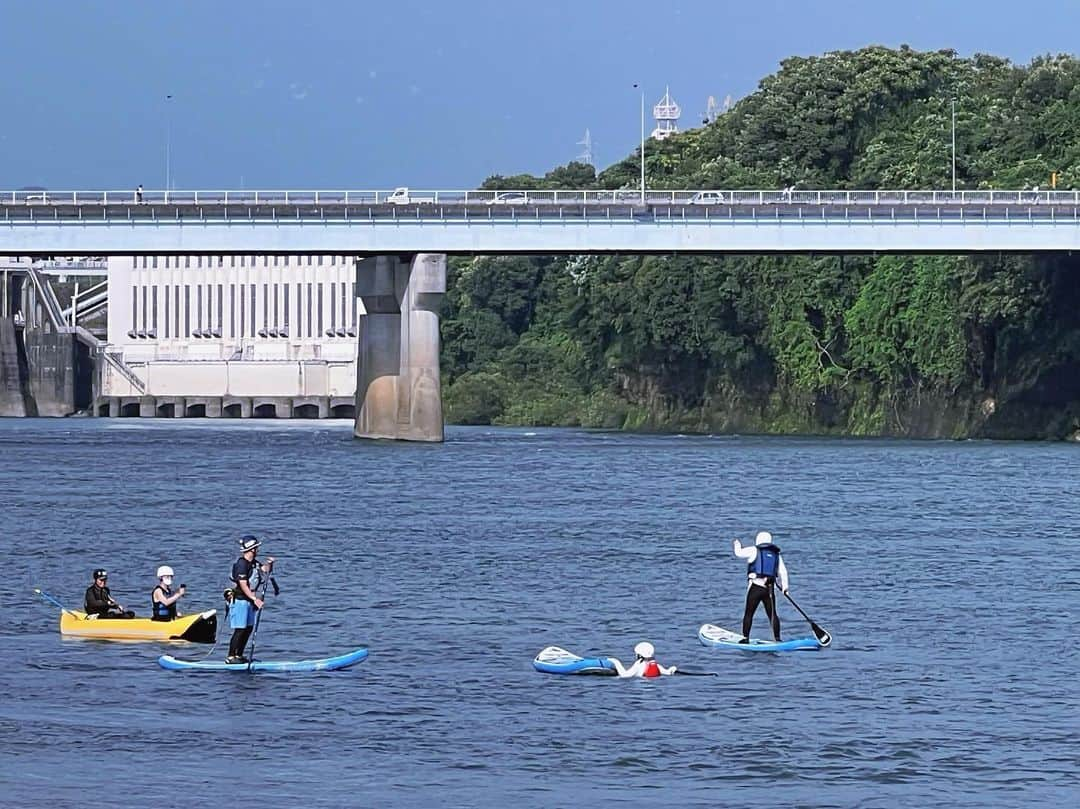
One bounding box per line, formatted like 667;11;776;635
386;187;436;205
18;186;49;204
486;192;529;206
688;191;726;205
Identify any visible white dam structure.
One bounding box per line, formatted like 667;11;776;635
101;253;361;419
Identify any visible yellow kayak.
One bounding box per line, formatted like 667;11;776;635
59;610;217;643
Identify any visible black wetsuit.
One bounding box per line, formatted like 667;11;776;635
742;581;780;641
84;584;134;619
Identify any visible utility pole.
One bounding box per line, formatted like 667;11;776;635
633;84;645;204
951;97;957;193
165;94;173;196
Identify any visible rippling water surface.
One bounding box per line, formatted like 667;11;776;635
0;420;1077;807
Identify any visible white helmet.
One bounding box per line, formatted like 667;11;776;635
755;531;773;545
156;565;174;579
634;641;655;659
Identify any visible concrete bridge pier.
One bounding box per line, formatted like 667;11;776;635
354;253;446;442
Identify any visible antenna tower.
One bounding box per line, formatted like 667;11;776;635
704;95;720;124
576;128;594;166
652;86;681;140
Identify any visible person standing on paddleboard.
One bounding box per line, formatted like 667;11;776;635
151;565;186;621
84;569;134;619
733;531;789;642
611;642;678;678
226;536;275;664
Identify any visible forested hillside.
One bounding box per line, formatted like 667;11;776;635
441;46;1080;439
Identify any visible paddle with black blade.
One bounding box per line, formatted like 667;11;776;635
782;591;831;646
673;670;718;677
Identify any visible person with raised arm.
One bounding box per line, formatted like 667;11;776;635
733;531;789;643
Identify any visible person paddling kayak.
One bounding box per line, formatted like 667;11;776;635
611;642;677;678
226;536;275;664
84;569;134;619
733;531;789;643
151;565;186;621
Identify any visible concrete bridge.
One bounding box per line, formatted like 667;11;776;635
4;188;1080;254
4;188;1080;442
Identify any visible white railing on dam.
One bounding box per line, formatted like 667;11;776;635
4;188;1080;254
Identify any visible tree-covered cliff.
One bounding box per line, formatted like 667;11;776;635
441;46;1080;439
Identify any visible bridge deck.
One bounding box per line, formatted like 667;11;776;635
4;189;1080;255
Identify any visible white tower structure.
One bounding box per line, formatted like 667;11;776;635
703;94;733;125
704;95;720;124
576;128;594;166
651;86;681;140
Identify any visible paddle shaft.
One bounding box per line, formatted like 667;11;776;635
782;591;832;645
245;567;274;667
674;670;718;677
34;588;82;619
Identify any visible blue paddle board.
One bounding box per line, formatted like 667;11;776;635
533;645;617;675
699;624;821;652
158;647;369;672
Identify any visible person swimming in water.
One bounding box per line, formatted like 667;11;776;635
611;641;677;678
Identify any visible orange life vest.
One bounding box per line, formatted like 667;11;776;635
642;660;661;678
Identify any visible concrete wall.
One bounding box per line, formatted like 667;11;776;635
0;317;83;417
102;359;355;399
0;318;30;416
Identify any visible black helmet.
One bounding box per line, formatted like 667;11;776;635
239;535;261;553
93;569;108;580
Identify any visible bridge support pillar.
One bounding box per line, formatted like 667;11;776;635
354;253;446;442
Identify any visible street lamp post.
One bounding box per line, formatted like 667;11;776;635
165;94;173;197
633;84;645;205
951;97;956;193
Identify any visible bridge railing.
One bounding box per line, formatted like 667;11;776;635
4;189;1080;207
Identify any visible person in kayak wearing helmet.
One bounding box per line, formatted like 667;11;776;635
151;565;186;621
611;642;677;678
733;531;789;643
226;535;275;664
84;569;135;619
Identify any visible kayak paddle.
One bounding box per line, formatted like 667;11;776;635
34;588;83;619
782;591;831;646
674;670;718;677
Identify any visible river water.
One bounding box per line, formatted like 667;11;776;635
0;420;1077;807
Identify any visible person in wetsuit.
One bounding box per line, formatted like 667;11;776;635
611;642;677;678
733;531;790;642
151;565;186;621
226;536;275;664
84;569;135;619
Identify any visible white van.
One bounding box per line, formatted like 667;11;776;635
386;187;435;205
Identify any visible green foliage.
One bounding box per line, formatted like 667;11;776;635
440;46;1080;435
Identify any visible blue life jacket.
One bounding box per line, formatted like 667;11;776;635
748;544;782;580
151;585;177;621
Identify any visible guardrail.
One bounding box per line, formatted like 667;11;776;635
3;189;1079;207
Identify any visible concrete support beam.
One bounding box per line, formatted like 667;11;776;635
354;253;446;442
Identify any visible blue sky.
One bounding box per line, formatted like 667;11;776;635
2;0;1078;190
